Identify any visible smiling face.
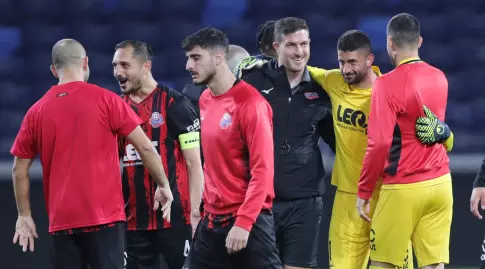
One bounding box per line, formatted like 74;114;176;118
112;46;147;94
274;29;310;73
338;49;373;85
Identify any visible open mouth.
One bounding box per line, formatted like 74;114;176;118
118;78;128;88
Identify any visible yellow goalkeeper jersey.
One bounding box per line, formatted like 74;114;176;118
308;66;381;194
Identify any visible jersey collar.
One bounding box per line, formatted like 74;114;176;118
397;57;421;67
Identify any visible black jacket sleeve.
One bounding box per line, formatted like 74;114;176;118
317;111;336;153
473;157;485;188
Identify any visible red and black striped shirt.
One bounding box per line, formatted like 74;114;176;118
120;84;200;231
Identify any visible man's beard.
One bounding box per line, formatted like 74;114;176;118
347;70;367;85
195;70;216;86
123;77;143;94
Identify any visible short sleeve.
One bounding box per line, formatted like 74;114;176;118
10;109;38;159
166;94;200;138
108;94;143;137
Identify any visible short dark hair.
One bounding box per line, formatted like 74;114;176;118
114;40;153;62
256;20;275;51
274;17;309;42
181;27;229;54
387;13;420;48
337;30;372;53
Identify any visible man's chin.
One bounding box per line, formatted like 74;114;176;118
193;79;207;86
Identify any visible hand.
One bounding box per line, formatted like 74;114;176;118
233;55;269;79
190;210;201;237
356;197;371;222
470;187;485;219
153;186;174;223
415;105;452;148
13;215;39;252
225;225;250;254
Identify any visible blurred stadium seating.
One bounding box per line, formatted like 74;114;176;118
0;0;483;160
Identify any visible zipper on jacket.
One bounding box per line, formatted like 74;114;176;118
281;96;292;155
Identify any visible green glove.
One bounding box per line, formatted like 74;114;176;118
415;105;453;152
233;55;269;79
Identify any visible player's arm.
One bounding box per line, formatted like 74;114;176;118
308;66;337;97
10;110;38;217
317;109;336;153
415;105;454;152
166;95;204;218
109;95;170;188
358;78;399;200
473;157;485;188
235;100;275;232
12;157;34;216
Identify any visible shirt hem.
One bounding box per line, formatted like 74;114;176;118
48;215;125;233
381;166;450;187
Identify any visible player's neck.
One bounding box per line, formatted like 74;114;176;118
208;67;237;96
57;70;84;85
129;77;157;104
286;68;304;88
394;51;420;67
354;68;377;89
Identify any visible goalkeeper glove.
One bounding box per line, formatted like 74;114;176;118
415;105;454;152
233;54;269;79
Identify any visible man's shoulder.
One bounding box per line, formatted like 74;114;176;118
235;81;268;107
84;82;113;94
320;68;346;87
182;82;206;101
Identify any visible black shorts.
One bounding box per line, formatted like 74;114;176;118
51;222;125;269
273;196;323;267
125;224;192;269
183;211;282;269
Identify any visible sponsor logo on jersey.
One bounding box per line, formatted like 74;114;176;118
304;92;319;99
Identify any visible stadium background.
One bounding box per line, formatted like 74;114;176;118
0;0;483;268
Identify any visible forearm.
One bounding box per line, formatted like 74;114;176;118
474;156;485;188
186;159;204;214
235;177;267;231
12;169;31;216
138;147;169;188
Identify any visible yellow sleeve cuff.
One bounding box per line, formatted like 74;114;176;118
443;131;454;152
179;132;200;150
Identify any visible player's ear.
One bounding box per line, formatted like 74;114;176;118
272;41;279;52
387;37;394;51
83;56;89;71
366;54;375;67
50;65;59;78
143;60;152;75
215;51;224;66
417;36;423;49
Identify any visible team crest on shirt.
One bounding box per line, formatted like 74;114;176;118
220;112;232;129
149;112;164;128
305;92;319;100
